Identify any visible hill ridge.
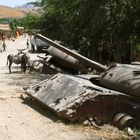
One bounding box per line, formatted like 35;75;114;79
0;5;28;19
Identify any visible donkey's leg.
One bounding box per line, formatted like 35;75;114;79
23;63;27;73
9;62;12;73
21;63;23;72
21;63;26;73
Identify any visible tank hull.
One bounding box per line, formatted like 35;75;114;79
24;73;140;128
100;64;140;97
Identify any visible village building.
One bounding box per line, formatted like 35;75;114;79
0;24;24;40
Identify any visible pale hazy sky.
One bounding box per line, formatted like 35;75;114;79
0;0;36;7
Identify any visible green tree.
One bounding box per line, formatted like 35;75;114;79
20;14;41;35
23;0;140;63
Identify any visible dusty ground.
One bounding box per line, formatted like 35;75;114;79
0;36;131;140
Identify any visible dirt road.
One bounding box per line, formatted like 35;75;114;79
0;36;130;140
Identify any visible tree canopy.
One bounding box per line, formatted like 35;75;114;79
21;0;140;63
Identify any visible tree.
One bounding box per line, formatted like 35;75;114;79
22;0;140;63
20;14;41;35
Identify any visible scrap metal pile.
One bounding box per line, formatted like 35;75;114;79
24;34;140;129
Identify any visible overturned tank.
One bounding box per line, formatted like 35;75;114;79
24;34;140;129
24;73;140;128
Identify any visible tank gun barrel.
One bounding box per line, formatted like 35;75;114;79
37;34;107;73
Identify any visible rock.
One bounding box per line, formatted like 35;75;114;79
82;120;90;126
0;96;6;100
20;94;29;99
88;116;93;122
126;127;134;136
90;121;101;130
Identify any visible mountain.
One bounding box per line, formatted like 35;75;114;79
16;3;42;16
15;3;34;9
0;5;26;19
0;3;41;19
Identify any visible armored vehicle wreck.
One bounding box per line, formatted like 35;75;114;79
24;73;140;129
36;34;140;97
24;34;140;129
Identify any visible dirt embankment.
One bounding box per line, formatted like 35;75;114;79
0;36;131;140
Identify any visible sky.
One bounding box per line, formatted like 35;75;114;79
0;0;36;7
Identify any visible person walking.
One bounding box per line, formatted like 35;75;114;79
2;40;6;52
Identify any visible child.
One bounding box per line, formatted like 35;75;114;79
2;41;6;52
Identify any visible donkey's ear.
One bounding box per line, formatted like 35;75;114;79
17;48;27;52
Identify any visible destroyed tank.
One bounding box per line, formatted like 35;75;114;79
36;34;140;97
24;34;140;129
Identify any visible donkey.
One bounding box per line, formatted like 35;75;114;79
6;52;30;73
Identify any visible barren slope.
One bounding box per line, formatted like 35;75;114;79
0;5;26;19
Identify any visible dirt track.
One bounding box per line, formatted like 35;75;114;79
0;36;130;140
